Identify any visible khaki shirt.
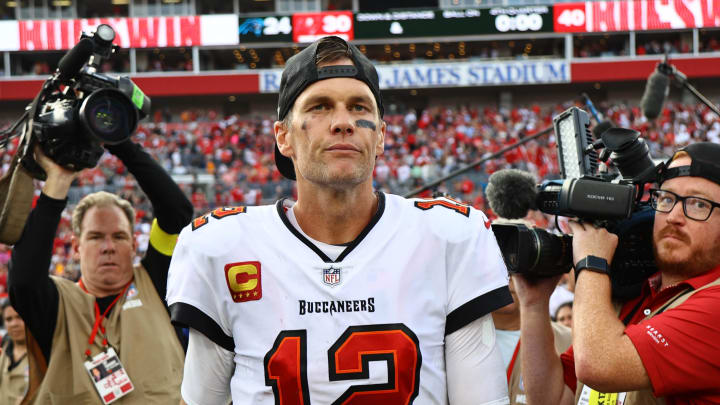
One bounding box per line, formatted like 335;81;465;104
22;265;184;404
0;339;28;405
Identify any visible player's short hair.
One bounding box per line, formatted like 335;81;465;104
315;36;353;66
72;191;135;236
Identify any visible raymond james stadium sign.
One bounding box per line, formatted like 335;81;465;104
259;60;569;92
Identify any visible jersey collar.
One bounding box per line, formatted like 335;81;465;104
275;192;386;263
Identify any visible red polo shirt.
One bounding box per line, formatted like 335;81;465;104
561;264;720;404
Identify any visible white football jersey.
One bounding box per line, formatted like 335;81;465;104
167;192;511;405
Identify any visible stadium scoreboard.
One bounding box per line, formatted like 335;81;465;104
0;0;718;51
354;7;553;38
238;7;553;43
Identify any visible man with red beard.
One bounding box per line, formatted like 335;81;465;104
514;142;720;405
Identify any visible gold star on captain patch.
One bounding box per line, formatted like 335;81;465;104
253;291;258;296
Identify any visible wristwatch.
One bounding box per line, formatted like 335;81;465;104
574;255;610;281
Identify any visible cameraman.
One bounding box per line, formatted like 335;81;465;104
515;142;720;404
8;140;193;404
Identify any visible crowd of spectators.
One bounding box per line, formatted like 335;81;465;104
0;100;717;290
138;53;193;73
700;34;720;53
636;38;692;55
574;36;629;58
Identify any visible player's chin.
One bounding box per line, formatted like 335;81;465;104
325;174;366;189
327;164;371;182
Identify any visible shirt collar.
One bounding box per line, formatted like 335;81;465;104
644;263;720;295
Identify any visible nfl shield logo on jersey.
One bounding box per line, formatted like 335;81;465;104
323;266;342;286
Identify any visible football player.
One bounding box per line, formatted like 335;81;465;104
167;36;512;405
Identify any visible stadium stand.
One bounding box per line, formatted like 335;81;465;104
1;99;718;282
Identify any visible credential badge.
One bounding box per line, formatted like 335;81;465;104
323;265;342;286
125;283;138;299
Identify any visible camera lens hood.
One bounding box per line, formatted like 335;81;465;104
79;87;138;145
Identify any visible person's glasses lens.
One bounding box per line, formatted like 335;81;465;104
685;197;712;221
652;190;676;213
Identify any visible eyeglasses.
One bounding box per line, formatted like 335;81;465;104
649;188;720;221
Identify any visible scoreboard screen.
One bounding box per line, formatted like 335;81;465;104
239;16;293;43
554;0;720;33
293;11;354;43
354;7;553;39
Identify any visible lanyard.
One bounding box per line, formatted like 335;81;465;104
78;279;132;359
507;338;521;384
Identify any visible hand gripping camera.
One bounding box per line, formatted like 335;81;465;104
0;24;150;244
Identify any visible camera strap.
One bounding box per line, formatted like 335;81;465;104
0;151;35;245
0;86;48;245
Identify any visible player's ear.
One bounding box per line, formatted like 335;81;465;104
274;119;294;159
375;119;386;157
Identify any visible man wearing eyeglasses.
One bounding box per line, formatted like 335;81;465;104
514;142;720;405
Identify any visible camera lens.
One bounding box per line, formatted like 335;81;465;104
79;88;138;145
95;24;116;43
492;223;573;277
532;229;573;277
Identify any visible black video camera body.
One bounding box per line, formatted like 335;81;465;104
20;24;150;179
492;107;659;300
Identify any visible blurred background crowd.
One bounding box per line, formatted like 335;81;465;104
0;99;717;298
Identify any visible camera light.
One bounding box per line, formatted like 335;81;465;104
553;107;597;179
558;118;581;178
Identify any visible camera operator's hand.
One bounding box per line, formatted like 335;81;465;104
513;273;564;308
513;272;573;405
34;144;79;200
567;220;618;266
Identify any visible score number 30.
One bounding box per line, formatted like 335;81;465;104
264;323;421;405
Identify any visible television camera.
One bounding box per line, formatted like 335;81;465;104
0;24;149;244
491;107;659;299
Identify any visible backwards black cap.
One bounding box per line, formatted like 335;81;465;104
658;142;720;187
274;36;384;180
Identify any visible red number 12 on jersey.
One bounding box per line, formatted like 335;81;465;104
264;323;421;405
